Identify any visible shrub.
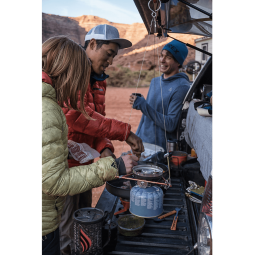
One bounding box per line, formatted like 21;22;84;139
106;66;160;87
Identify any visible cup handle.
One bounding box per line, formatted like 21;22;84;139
103;222;112;248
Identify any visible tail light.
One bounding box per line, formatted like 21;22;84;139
197;175;212;255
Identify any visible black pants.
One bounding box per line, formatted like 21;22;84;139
42;228;60;255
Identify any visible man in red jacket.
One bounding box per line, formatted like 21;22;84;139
60;25;144;254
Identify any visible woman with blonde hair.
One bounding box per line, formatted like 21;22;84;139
42;36;136;254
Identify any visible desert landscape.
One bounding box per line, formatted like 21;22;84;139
42;13;200;86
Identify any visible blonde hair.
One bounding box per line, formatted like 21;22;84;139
42;36;91;119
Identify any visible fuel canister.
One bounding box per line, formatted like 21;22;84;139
130;184;163;218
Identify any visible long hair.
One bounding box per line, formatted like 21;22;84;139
42;36;91;119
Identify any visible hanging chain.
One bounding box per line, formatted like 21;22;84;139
118;0;162;168
156;34;171;185
156;38;168;153
118;10;155;165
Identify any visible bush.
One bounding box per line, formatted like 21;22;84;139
106;66;160;87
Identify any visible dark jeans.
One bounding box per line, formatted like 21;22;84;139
42;228;60;255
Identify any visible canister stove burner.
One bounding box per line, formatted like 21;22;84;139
133;165;163;178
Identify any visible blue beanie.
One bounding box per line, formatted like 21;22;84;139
162;40;188;66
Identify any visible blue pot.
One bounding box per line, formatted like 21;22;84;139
130;185;163;218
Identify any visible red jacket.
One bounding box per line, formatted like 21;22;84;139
62;78;131;167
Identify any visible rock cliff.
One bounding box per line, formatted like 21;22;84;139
42;13;201;85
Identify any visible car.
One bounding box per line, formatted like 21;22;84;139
133;1;212;254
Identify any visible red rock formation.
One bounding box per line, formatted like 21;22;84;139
42;13;201;84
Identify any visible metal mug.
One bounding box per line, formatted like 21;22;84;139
132;93;142;97
167;139;178;152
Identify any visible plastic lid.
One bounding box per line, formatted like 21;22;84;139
73;208;104;224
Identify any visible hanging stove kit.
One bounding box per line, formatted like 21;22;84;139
73;208;113;255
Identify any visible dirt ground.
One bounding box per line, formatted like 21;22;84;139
91;87;149;207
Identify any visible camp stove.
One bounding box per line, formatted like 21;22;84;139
114;198;130;216
132;164;164;181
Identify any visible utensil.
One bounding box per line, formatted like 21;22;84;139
153;217;164;222
158;210;176;220
185;193;202;204
170;207;181;230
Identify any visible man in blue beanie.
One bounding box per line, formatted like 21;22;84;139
129;40;190;151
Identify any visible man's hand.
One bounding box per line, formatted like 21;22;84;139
100;148;116;159
121;154;138;174
129;94;144;107
126;131;144;157
129;94;137;106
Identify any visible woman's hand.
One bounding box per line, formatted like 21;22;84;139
121;154;139;174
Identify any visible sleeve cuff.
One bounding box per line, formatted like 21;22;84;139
133;96;145;110
100;147;113;154
115;157;126;176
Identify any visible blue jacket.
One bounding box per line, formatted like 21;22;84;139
133;73;190;151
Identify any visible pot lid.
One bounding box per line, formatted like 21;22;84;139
73;208;104;223
133;165;163;178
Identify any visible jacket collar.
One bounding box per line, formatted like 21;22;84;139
42;72;57;102
91;72;109;81
42;71;52;85
90;72;109;87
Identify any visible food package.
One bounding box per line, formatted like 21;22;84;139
68;140;100;164
139;148;157;161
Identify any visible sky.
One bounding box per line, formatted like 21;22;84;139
42;0;143;24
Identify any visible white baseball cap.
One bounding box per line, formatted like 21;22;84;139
85;24;132;49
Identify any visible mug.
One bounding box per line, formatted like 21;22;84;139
132;93;142;97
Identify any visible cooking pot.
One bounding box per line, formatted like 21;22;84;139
106;162;168;200
171;151;188;167
132;164;164;181
117;215;145;236
130;184;163;218
73;208;107;255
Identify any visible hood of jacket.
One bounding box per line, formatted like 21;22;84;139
162;72;190;83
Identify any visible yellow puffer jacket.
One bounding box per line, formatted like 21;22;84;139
42;82;118;236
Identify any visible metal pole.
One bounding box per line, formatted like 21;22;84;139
165;32;212;56
177;0;212;19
